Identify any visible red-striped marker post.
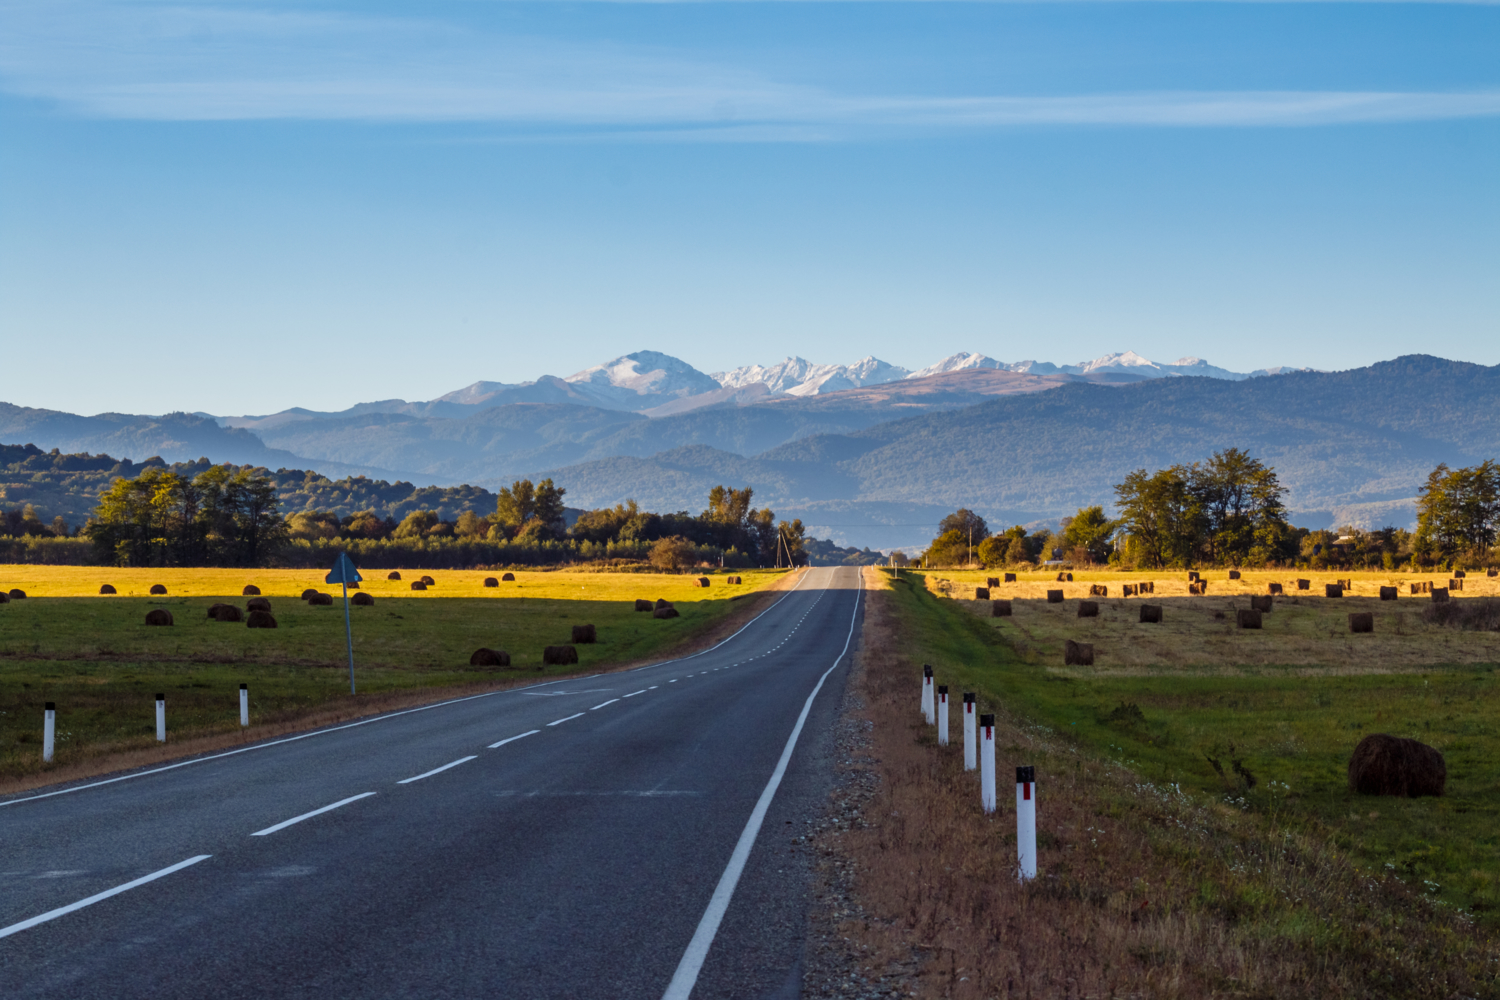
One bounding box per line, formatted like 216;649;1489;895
963;693;976;771
980;713;996;813
1017;765;1037;881
937;686;949;746
921;665;934;724
43;702;55;763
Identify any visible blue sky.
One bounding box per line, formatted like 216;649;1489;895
1;0;1496;415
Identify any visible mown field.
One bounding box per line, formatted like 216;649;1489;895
905;567;1500;922
0;566;786;781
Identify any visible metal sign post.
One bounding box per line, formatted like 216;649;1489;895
326;552;364;694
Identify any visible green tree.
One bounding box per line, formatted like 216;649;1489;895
495;478;567;536
1113;467;1200;568
1416;460;1500;559
1059;505;1114;563
648;535;695;572
1189;449;1289;565
393;510;441;539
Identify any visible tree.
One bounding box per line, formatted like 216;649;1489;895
1189;449;1289;566
393;510;440;539
495;479;567;535
287;510;342;540
1416;460;1500;559
1060;506;1114;563
648;535;695;572
976;534;1010;568
571;501;640;543
776;519;807;567
1113;467;1200;569
454;510;490;539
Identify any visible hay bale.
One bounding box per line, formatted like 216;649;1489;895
352;592;375;606
1431;587;1449;603
1455;570;1467;579
1236;609;1263;629
347;581;360;590
144;609;173;626
653;606;680;620
634;599;653;612
242;585;261;596
1228;570;1241;580
1144;582;1155;593
1489;568;1498;578
1089;584;1107;597
0;592;11;603
1450;578;1464;592
1349;612;1374;633
543;644;579;665
1003;573;1017;583
7;589;25;599
695;577;711;587
308;593;334;606
1189;581;1207;595
1250;595;1273;613
410;581;427;591
387;571;402;581
246;610;277;629
1046;590;1064;604
1188;572;1199;582
1348;734;1446;797
213;604;244;623
655;598;672;609
975;587;990;600
1324;584;1343;598
1409;583;1422;595
1063;640;1094;666
469;648;510;668
502;573;515;581
571;624;597;644
207;603;229;618
483;577;499;588
301;588;320;600
1139;604;1162;624
246;597;271;612
986;577;1000;588
1268;583;1284;595
99;584;116;595
420;576;435;586
1078;600;1099;618
1122;584;1137;597
1296;579;1310;590
150;584;167;595
1379;587;1397;601
991;600;1011;618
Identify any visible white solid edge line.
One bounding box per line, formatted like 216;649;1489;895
547;712;585;727
488;729;540;749
591;699;620;710
250;792;377;836
396;756;478;785
0;854;213;940
3;570;813;810
661;567;862;1000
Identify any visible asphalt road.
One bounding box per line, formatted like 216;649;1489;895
0;566;864;1000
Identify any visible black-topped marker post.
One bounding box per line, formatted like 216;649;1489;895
239;683;249;727
155;694;166;743
921;665;935;724
43;702;55;763
936;686;949;746
326;552;364;695
980;713;996;813
1016;765;1037;881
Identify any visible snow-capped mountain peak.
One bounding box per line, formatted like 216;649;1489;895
712;356;909;396
907;352;1003;380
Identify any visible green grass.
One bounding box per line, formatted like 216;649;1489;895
0;569;785;778
887;570;1500;924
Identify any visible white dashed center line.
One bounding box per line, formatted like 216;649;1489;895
622;690;647;698
398;756;477;784
591;699;619;710
548;713;585;726
489;729;540;749
251;793;377;836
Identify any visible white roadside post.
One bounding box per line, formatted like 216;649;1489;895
43;702;56;763
921;665;934;724
239;683;249;727
962;693;977;771
155;693;166;743
937;686;949;746
980;712;996;814
1016;765;1038;881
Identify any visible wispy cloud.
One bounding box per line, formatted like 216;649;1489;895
2;2;1497;136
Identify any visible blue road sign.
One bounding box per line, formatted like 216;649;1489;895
326;552;363;586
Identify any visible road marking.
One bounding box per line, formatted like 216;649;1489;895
548;713;585;726
591;699;620;710
397;756;477;785
622;690;647;698
488;729;540;749
250;793;376;836
647;686;659;690
0;855;212;940
668;679;678;683
662;569;863;1000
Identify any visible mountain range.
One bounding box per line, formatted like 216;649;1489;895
2;353;1493;551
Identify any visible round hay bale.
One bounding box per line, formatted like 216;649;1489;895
1046;590;1064;604
1122;584;1138;597
420;575;435;586
991;600;1012;618
542;644;579;666
1228;570;1241;580
1088;584;1107;597
347;581;360;590
246;610;277;629
99;584;117;595
1379;587;1397;601
149;584;167;595
571;624;597;644
469;648;511;668
1140;604;1162;624
308;593;334;606
1063;640;1094;666
1189;581;1208;595
1296;579;1310;590
1077;600;1098;618
213;604;244;623
207;603;229;618
410;581;427;591
1188;572;1199;582
634;599;653;612
1489;568;1499;578
1236;609;1263;629
1348;734;1446;797
1003;573;1016;583
654;598;672;609
242;585;261;596
1455;570;1467;579
986;577;1000;588
1250;595;1273;613
351;592;375;606
483;577;499;588
653;606;680;620
1431;587;1449;603
387;571;402;581
1349;612;1374;633
695;577;711;587
502;573;515;581
300;588;320;601
975;587;990;600
1268;583;1284;595
144;609;174;627
0;591;11;603
246;597;272;612
1325;584;1344;598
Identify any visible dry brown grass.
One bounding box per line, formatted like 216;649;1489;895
818;568;1496;999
